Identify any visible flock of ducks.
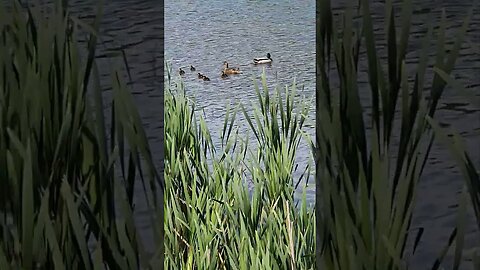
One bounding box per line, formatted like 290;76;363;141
178;53;273;81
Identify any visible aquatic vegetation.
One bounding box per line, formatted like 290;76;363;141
427;67;480;268
428;68;480;231
164;63;316;269
0;0;161;269
315;0;474;269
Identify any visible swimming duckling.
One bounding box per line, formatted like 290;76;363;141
179;68;185;75
203;76;210;81
221;71;228;79
253;53;272;64
190;65;196;71
198;72;204;79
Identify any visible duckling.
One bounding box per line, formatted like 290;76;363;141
190;65;196;71
203;76;210;81
198;72;204;79
253;53;272;64
221;71;228;79
223;61;242;74
179;68;185;75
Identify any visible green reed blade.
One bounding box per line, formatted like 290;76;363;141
430;228;457;270
433;67;480;108
21;141;33;270
360;0;381;133
42;191;65;270
60;181;92;270
453;188;468;270
429;8;472;115
0;245;9;270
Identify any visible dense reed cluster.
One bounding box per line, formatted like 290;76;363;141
164;64;316;269
0;1;161;269
316;0;478;269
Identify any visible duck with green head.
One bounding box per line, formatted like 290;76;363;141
253;53;272;64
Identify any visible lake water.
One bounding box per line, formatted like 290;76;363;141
336;1;479;268
165;0;479;268
36;0;480;268
60;0;163;254
165;0;317;202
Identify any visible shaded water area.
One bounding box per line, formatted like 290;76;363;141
48;0;162;253
2;0;162;255
325;0;480;268
166;0;479;268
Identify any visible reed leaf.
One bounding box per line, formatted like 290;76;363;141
316;0;474;269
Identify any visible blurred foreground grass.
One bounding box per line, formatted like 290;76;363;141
0;1;162;269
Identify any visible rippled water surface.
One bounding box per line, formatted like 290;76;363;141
61;0;163;252
165;0;317;201
166;0;479;268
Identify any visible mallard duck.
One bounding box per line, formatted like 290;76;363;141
198;72;204;79
224;68;241;75
190;65;196;71
179;68;185;75
253;53;272;64
223;61;242;74
203;76;210;81
221;71;228;79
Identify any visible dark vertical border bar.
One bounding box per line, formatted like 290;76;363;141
315;0;322;268
159;0;165;267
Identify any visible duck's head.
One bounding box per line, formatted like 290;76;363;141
267;53;271;59
223;61;229;68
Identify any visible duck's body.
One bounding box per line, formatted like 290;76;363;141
221;71;228;79
223;61;242;74
198;72;204;79
224;68;241;75
190;65;196;71
179;68;185;75
253;53;272;64
203;76;210;81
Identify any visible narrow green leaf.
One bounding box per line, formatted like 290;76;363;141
21;141;34;270
60;180;92;270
